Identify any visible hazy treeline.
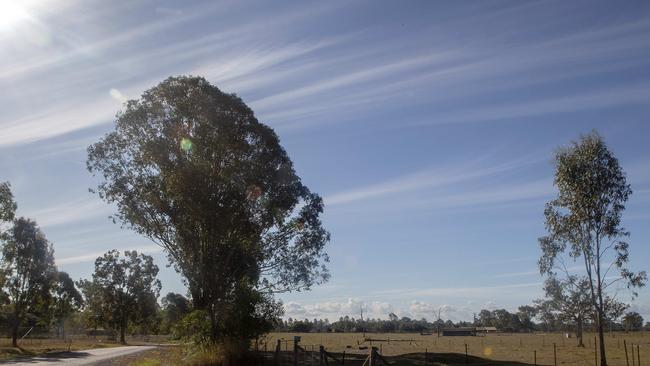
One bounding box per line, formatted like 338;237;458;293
274;308;648;334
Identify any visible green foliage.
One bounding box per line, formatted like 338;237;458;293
77;278;107;333
86;76;330;344
161;292;191;335
174;310;212;345
290;320;313;332
83;250;161;344
51;271;83;337
0;181;16;225
0;218;57;346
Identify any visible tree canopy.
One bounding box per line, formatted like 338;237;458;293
86;76;330;344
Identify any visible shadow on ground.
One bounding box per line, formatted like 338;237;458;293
263;351;540;365
0;350;92;364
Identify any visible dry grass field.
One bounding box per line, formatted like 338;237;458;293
264;332;649;365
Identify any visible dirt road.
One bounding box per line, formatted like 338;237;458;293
1;345;157;365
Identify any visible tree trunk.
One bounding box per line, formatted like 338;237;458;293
120;316;127;345
11;323;18;348
11;307;20;348
209;305;220;344
597;309;607;366
576;318;584;347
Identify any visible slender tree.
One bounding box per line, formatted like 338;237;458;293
89;250;161;344
539;131;646;365
86;76;330;345
0;218;57;346
51;271;83;338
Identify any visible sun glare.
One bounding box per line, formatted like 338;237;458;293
0;0;29;30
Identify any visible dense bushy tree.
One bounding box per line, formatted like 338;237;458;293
87;250;161;344
539;131;646;366
160;292;191;334
86;76;329;345
1;218;57;346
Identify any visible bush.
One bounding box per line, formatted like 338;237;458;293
174;310;211;345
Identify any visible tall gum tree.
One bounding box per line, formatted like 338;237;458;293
538;131;646;366
87;76;330;344
1;218;57;347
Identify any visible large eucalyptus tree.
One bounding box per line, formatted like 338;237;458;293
87;76;330;344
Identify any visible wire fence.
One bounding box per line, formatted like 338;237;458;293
257;333;648;366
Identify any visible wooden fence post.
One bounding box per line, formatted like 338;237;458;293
594;337;597;366
625;340;630;366
534;350;536;366
369;346;376;366
293;336;300;366
319;345;324;366
637;344;640;366
632;343;636;366
553;343;557;366
424;348;429;366
342;350;346;365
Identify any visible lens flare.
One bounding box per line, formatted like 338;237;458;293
180;138;193;152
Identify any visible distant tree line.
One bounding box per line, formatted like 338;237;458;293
273;307;648;334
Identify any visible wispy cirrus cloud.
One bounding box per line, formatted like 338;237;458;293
324;154;546;206
56;244;162;265
20;197;111;228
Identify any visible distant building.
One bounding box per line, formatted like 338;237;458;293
442;327;476;336
476;326;498;334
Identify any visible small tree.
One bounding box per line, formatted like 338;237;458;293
517;305;538;333
622;312;643;332
539;131;646;365
161;292;191;334
0;218;57;346
539;276;592;346
77;279;106;336
90;250;161;344
51;271;83;338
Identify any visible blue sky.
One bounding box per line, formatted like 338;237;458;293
1;0;650;322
